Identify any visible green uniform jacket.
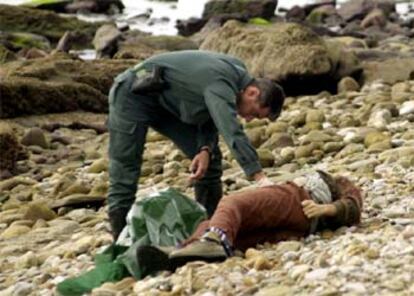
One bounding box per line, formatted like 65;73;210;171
135;50;262;176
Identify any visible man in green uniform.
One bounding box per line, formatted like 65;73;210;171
107;50;285;240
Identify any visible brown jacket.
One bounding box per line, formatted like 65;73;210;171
317;176;363;231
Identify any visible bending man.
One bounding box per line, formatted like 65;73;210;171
107;50;285;240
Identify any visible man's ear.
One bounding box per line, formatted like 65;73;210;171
245;85;260;98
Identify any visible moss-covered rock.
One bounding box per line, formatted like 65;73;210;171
0;44;17;64
21;0;71;12
0;123;19;171
0;56;135;118
0;4;104;48
3;32;51;51
203;0;277;20
248;17;271;25
201;21;360;84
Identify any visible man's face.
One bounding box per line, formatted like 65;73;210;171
237;86;271;122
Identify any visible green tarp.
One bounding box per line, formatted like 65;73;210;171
57;188;207;296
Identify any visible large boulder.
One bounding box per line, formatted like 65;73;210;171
201;21;330;80
0;4;103;48
0;56;135;118
202;0;278;19
200;21;361;95
22;0;124;14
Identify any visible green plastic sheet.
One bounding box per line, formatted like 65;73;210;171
57;188;206;296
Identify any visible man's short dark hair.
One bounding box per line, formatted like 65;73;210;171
250;78;285;121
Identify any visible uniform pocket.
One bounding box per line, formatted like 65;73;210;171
108;113;138;135
108;71;132;105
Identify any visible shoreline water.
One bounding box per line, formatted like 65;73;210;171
1;0;412;36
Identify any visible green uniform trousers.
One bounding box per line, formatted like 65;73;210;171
107;70;223;217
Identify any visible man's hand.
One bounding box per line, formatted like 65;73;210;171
253;171;274;187
189;150;210;181
301;200;337;219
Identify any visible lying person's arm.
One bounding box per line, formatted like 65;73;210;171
302;176;363;227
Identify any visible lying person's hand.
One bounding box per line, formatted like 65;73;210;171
256;177;275;187
301;200;337;219
189;150;210;181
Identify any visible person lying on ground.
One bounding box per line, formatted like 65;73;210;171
137;170;363;275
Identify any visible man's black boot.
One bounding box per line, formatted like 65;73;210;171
108;207;129;241
136;245;175;277
194;183;223;217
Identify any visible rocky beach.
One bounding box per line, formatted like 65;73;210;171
1;0;414;295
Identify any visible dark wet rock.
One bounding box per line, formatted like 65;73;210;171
0;77;106;119
23;0;124;14
21;128;49;149
286;5;306;22
93;24;122;58
338;0;395;22
176;17;209;37
65;0;124;14
0;56;135;118
306;4;340;25
203;0;278;20
114;35;198;60
0;44;18;64
148;17;171;27
201;21;361;95
0;123;20;172
0;4;104;48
